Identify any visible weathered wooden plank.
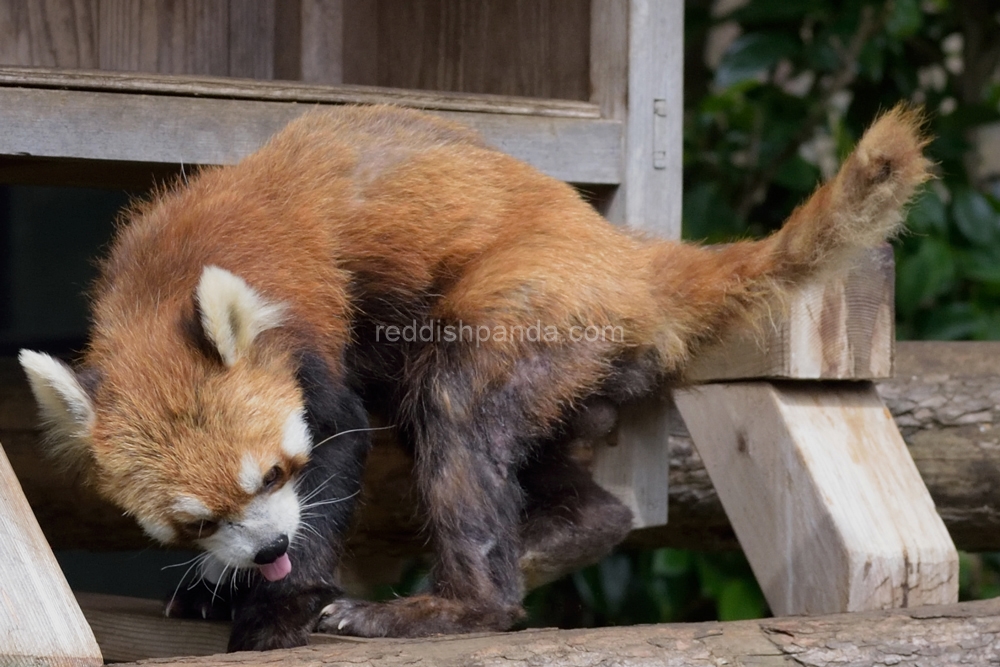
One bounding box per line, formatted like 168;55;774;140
0;440;102;666
674;381;958;616
687;246;896;382
375;0;590;101
341;0;379;85
0;86;621;185
592;0;683;237
80;594;1000;667
76;593;228;662
0;0;99;69
0;65;601;117
96;0;230;76
227;0;275;80
591;395;671;529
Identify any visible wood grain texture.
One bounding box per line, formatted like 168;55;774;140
374;0;590;100
0;440;102;666
96;0;229;76
687;245;896;382
0;84;621;185
82;595;1000;667
76;593;229;662
227;0;274;80
675;381;958;616
0;0;99;68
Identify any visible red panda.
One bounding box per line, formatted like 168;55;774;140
20;104;929;649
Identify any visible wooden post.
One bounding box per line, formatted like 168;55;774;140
0;441;102;666
588;0;684;529
674;382;958;615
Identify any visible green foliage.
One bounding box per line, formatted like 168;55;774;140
522;549;768;627
683;0;1000;341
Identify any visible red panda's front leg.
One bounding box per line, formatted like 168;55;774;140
226;352;373;651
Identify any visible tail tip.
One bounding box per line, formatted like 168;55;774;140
850;103;933;193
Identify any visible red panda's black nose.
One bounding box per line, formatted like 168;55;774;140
253;534;289;565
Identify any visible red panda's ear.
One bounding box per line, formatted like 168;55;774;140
18;350;97;472
195;265;287;367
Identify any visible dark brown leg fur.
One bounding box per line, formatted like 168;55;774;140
319;333;635;637
518;442;633;590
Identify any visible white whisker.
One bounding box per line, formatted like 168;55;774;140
312;424;395;450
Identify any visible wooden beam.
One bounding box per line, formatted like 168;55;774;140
0;66;602;117
77;592;1000;667
0;80;621;187
687;246;896;382
674;381;958;616
591;0;683;237
590;395;671;529
6;342;1000;556
0;440;102;666
587;0;683;530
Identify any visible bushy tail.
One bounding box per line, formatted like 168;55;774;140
648;104;931;367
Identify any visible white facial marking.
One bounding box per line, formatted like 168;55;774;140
239;453;263;495
196;265;287;367
172;495;212;519
197;483;301;568
138;517;176;544
281;409;312;458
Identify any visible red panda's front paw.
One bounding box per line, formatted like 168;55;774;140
315;598;387;637
315;595;524;638
164;581;234;621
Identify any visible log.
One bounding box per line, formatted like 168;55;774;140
98;597;1000;667
4;341;1000;556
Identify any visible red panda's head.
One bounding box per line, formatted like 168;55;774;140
19;266;315;581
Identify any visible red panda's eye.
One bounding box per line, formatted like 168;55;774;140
183;519;218;538
262;465;283;490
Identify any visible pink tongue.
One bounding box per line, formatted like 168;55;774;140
258;553;292;582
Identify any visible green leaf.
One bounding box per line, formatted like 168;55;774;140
919;302;986;340
715;33;800;88
886;0;923;38
952;187;1000;246
958;248;1000;284
895;237;956;317
652;549;694;577
727;0;822;25
907;187;948;235
774;155;820;192
717;578;767;621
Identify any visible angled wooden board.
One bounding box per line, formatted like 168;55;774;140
675;381;958;616
0;441;102;666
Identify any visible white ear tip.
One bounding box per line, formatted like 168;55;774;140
19;349;67;385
